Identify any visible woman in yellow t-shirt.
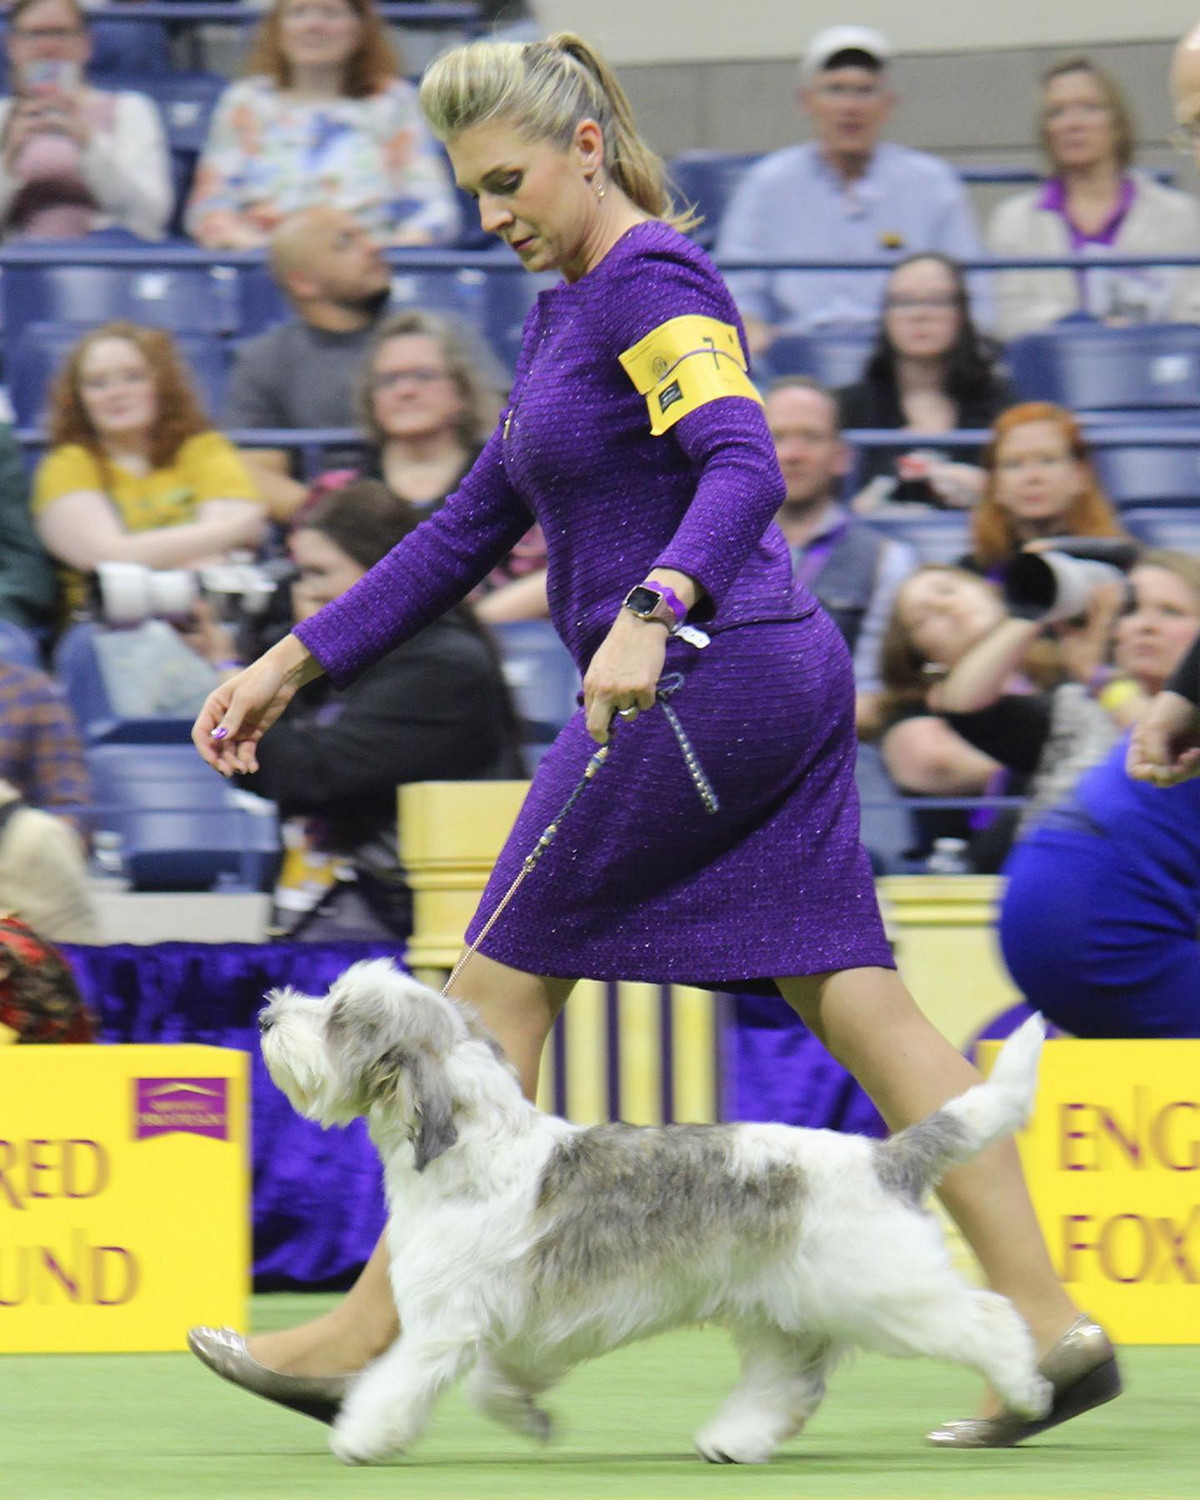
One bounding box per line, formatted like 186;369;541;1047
32;321;266;611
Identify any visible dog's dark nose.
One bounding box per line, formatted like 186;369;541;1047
257;1010;274;1034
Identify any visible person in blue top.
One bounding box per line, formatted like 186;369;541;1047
1007;551;1200;1036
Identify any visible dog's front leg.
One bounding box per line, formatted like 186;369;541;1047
330;1326;478;1466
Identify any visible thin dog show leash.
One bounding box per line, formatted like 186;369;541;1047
442;671;718;996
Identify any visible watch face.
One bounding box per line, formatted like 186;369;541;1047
624;585;662;616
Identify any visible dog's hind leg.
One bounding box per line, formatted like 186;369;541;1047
694;1326;833;1465
330;1324;479;1465
466;1351;556;1443
861;1286;1052;1422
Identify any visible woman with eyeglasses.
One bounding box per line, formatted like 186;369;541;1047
186;0;457;250
348;308;549;621
838;252;1013;512
988;56;1200;339
0;0;171;241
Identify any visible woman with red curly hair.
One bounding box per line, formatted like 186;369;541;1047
964;400;1126;583
31;322;266;613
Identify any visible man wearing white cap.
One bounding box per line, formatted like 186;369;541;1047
717;25;985;355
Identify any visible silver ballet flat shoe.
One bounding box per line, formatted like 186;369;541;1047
926;1314;1121;1449
187;1325;352;1426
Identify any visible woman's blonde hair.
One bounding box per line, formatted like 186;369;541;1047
47;322;211;469
971;401;1125;574
358;308;506;447
244;0;399;98
418;32;696;232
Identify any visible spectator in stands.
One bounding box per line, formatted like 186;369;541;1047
0;654;90;817
224;205;396;520
0;777;98;942
961;401;1125;585
989;57;1200;340
0;420;57;628
765;376;916;734
999;550;1200;1037
353;308;548;622
839;253;1014;512
186;0;457;250
878;559;1123;870
224;478;524;940
0;0;171;241
32;322;267;615
716;24;985;355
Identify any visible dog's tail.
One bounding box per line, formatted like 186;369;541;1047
872;1014;1045;1202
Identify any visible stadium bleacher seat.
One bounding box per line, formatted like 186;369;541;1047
1007;322;1200;417
1093;441;1200;510
667;151;760;249
87;742;278;892
857;508;972;566
1;263;238;346
492;620;581;766
855;743;919;876
0;620;40;671
758;329;875;389
52;622;207;745
6;324;229;426
1123;507;1200;553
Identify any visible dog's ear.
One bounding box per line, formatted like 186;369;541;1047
380;1046;458;1171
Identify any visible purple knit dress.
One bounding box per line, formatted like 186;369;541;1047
295;221;893;991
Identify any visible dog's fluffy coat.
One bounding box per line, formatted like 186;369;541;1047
260;959;1051;1466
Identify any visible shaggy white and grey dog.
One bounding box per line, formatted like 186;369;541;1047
260;959;1051;1467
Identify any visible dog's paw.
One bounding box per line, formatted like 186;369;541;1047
329;1421;404;1467
694;1423;775;1465
1012;1373;1054;1421
523;1404;555;1444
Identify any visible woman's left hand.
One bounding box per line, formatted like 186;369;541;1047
583;611;668;744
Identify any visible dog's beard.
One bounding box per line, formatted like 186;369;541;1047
262;1019;342;1123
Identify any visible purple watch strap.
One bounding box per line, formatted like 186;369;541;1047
646;578;687;626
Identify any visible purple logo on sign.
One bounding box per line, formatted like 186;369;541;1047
134;1079;229;1141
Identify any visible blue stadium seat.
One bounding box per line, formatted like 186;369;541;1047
1123;507;1200;552
234;263;290;338
1092;441;1200;509
667;151;760;249
1;262;237;346
481;267;555;371
6;324;228;426
857;509;971;565
87;743;278;892
492;620;580;765
1007;323;1200;415
0;620;40;670
855;743;919;875
52;622;207;745
758;329;875;389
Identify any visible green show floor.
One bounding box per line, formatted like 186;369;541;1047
5;1294;1197;1499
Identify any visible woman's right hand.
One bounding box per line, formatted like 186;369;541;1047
192;636;317;776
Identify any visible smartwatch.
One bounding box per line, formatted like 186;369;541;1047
622;582;684;632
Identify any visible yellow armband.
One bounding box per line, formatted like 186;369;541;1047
619;314;762;435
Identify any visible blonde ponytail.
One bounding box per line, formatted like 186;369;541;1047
419;32;698;233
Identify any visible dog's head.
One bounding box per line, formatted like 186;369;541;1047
259;959;460;1170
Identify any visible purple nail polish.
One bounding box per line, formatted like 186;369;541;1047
211;726;228;741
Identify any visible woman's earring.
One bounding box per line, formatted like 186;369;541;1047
593;173;606;200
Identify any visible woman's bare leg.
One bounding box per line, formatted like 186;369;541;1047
247;954;574;1376
778;966;1078;1411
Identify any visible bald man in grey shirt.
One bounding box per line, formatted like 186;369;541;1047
225;206;394;519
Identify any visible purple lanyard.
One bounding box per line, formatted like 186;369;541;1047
793;518;850;589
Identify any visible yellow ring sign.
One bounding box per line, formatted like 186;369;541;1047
978;1038;1200;1345
1;1044;249;1353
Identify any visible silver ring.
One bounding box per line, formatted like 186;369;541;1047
618;707;638;720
